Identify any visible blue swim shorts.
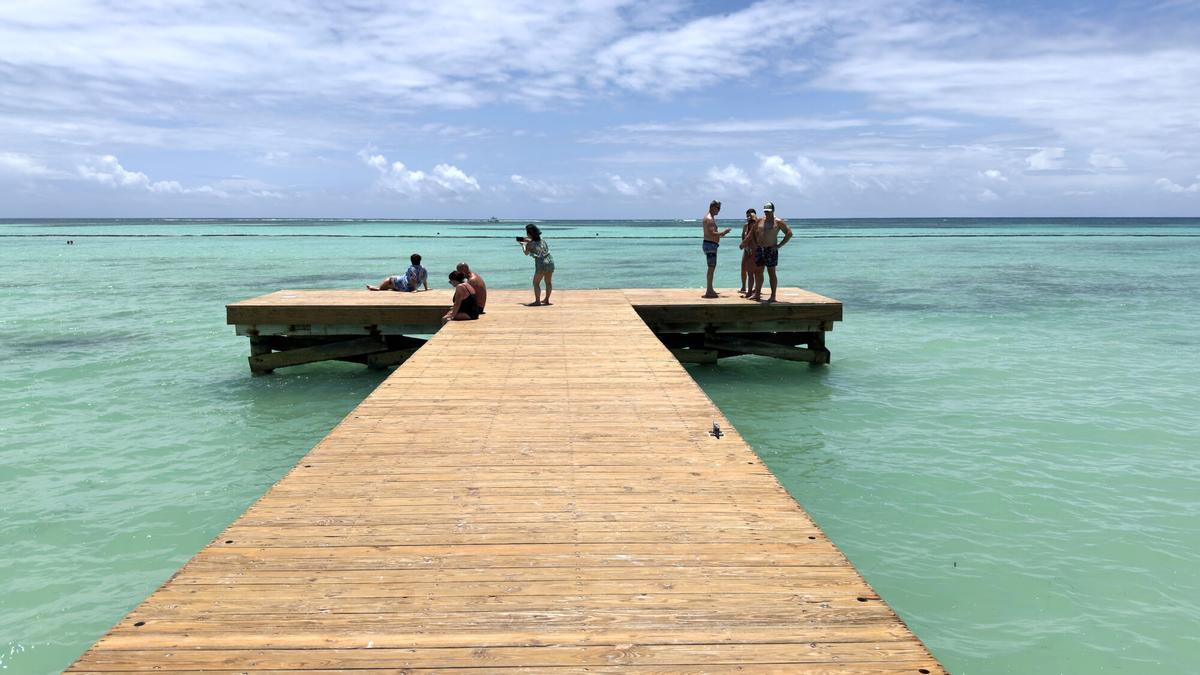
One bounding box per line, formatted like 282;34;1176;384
702;240;719;267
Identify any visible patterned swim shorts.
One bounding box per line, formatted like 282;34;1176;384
702;240;719;267
754;246;779;268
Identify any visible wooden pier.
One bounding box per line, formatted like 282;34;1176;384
227;288;842;373
70;288;946;673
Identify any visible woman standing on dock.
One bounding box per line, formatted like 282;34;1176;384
518;224;554;305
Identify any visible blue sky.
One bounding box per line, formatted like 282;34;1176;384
1;0;1198;218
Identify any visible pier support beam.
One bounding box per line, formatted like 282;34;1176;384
656;330;831;365
249;336;387;373
246;333;427;374
703;335;823;363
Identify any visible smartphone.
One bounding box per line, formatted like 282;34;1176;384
515;236;527;242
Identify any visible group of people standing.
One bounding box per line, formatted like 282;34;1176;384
368;209;789;315
702;200;792;303
367;223;553;321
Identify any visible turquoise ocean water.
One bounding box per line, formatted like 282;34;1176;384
1;218;1198;673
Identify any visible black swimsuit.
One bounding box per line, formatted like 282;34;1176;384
459;288;481;319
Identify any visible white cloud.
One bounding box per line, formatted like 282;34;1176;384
257;151;294;166
820;43;1200;159
758;154;825;190
706;164;753;189
77;155;184;193
978;188;1000;201
419;123;490;139
74;154;280;198
211;176;284;199
620;117;868;134
1155;176;1200;193
601;174;667;198
359;149;480;199
1025;147;1065;171
3;1;1200;216
510;174;572;203
594;0;850;94
1089;150;1126;170
0;152;55;177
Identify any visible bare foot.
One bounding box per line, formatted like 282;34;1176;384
702;291;719;298
525;301;541;307
367;285;380;291
763;297;777;304
747;294;761;301
541;300;553;305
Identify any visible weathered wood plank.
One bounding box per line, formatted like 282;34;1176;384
69;288;941;672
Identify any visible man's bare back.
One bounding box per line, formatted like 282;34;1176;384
456;262;487;311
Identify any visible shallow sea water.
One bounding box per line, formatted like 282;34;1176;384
1;219;1198;673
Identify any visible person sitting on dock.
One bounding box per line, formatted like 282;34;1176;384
702;199;732;298
443;271;482;321
367;253;429;292
749;202;792;304
455;262;487;314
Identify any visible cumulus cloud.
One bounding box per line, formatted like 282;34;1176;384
758;154;825;190
1025;147;1066;171
4;1;1200;215
1155;176;1200;193
77;155;184;193
74;155;280;198
360;150;480;199
706;164;753;189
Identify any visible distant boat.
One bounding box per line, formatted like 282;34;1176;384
487;216;500;223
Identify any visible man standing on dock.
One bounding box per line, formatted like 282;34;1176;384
749;202;792;304
702;199;731;298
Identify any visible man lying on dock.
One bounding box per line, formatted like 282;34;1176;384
456;261;487;314
367;253;429;292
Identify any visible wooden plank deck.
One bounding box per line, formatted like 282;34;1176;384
70;289;943;673
225;287;843;334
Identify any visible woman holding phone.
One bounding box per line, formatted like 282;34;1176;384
517;223;554;305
